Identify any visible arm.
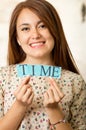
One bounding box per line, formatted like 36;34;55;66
70;76;86;130
0;76;34;130
43;78;73;130
0;100;27;130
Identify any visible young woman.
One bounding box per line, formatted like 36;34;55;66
0;0;86;130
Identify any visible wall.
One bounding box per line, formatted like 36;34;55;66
0;0;86;82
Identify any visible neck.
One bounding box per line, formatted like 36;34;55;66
21;56;54;66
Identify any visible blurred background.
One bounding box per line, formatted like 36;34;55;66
0;0;86;82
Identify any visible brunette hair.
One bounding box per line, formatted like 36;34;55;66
7;0;79;73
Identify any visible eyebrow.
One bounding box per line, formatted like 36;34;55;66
18;20;43;27
19;23;29;27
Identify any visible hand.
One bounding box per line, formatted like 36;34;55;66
14;76;34;107
43;77;64;108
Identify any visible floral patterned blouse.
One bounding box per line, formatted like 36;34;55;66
0;65;86;130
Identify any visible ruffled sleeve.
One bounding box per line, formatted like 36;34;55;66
0;67;4;117
70;75;86;130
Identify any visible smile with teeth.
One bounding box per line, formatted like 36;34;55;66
29;41;45;47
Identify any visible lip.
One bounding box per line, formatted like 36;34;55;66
29;41;45;48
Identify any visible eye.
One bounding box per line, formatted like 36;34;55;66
21;27;30;31
38;23;46;29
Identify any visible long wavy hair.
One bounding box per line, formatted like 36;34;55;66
7;0;79;73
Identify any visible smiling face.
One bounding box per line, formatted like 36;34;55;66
16;8;55;64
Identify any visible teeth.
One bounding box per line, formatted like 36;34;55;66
30;42;44;47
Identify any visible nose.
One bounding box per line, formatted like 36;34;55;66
31;28;40;39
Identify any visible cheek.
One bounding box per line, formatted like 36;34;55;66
44;30;54;43
17;31;29;43
51;40;55;50
48;35;55;48
18;35;28;45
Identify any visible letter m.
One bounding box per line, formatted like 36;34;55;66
40;65;51;76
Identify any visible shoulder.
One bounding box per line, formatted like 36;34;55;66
61;69;86;93
0;64;18;80
0;64;19;89
0;64;16;74
61;69;84;81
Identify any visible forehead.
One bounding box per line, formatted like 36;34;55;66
17;8;41;25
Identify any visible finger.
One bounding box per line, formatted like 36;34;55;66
15;84;31;100
47;89;55;103
21;76;31;85
27;93;34;105
44;92;49;100
49;77;64;98
22;88;33;102
43;92;49;106
14;76;31;95
51;88;62;102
